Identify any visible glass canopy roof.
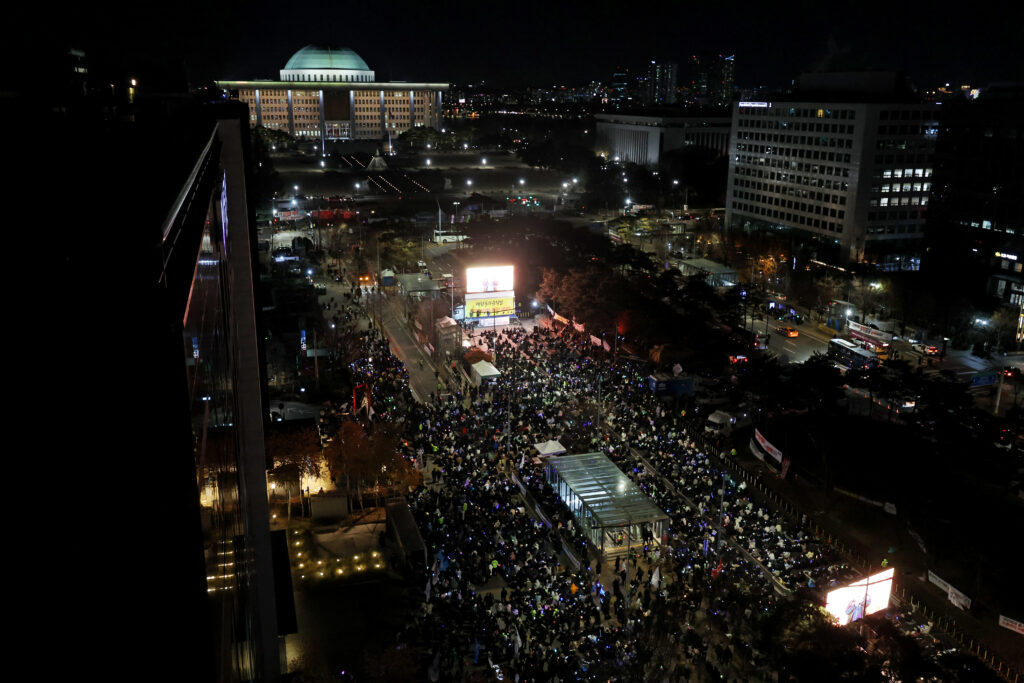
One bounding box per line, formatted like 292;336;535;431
547;452;668;528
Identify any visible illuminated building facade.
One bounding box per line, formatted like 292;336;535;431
644;60;678;106
725;72;939;266
217;45;447;150
595;112;731;167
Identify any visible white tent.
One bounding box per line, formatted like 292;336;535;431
470;360;501;386
533;440;566;456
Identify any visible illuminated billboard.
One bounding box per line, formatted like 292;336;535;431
466;293;515;319
825;568;894;626
466;266;514;294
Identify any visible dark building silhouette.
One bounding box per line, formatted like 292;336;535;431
25;43;290;681
644;59;678;106
691;52;735;106
926;83;1024;329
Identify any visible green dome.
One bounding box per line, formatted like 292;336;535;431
284;45;370;72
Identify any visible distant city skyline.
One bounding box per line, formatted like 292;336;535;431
14;1;1021;92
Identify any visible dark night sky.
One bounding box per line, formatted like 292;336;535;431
14;1;1022;90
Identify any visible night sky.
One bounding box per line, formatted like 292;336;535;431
15;1;1022;90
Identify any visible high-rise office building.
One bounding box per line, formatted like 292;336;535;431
691;53;735;106
927;83;1024;308
645;60;678;105
610;66;631;107
725;72;939;266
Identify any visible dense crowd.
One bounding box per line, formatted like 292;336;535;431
342;305;945;680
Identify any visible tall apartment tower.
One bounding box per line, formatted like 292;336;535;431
645;60;678;105
725;72;939;266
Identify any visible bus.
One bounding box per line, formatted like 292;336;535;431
827;338;879;371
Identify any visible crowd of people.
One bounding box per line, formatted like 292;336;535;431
340;304;946;680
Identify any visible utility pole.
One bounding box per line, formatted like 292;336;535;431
994;370;1006;415
719;470;727;549
313;329;319;390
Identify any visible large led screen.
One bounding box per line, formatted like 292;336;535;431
466;293;515;318
466;266;514;294
825;568;894;626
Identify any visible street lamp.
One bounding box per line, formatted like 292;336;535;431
426;158;431;166
466;179;473;187
519;178;525;186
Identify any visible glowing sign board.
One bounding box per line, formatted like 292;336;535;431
465;292;515;319
466;266;514;294
825;568;894;626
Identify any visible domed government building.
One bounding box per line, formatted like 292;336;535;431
217;45;447;148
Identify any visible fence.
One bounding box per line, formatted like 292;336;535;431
892;585;1021;683
632;447;792;597
509;469;581;571
673;416;1022;682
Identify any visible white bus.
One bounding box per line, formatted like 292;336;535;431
827;338;879;371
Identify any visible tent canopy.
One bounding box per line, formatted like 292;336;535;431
533;440;566;456
471;360;500;377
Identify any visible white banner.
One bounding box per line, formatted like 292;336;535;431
948;585;972;610
754;428;783;463
749;437;764;461
998;615;1024;635
927;570;951;593
929;571;971;609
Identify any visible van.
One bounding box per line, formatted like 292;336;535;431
704;410;752;437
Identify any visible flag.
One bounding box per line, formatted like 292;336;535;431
513;627;522;656
519;453;526;469
473;636;480;664
425;577;431;601
650;566;661;589
711;560;724;579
